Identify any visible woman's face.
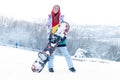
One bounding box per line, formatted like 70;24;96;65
53;5;60;14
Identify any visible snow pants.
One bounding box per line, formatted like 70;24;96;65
48;47;74;69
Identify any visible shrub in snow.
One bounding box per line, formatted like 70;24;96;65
73;48;87;58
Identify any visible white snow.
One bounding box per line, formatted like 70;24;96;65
0;45;120;80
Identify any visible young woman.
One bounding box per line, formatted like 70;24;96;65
46;5;76;72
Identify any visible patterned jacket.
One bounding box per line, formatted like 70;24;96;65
46;14;67;47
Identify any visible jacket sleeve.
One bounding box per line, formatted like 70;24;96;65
60;15;64;24
46;14;52;38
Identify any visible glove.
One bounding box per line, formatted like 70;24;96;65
61;36;66;41
48;34;62;44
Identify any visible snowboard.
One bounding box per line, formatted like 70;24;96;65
31;21;70;73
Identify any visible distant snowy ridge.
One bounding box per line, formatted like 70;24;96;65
72;57;115;64
72;48;116;63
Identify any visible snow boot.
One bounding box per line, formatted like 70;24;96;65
49;68;54;72
69;67;76;72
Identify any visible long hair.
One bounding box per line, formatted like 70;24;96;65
51;5;61;27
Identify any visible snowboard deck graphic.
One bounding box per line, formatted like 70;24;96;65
31;21;70;73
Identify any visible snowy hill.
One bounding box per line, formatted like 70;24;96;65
0;45;120;80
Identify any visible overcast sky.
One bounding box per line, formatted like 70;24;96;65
0;0;120;25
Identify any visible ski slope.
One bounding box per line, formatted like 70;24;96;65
0;45;120;80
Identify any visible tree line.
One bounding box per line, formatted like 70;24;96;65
0;16;120;61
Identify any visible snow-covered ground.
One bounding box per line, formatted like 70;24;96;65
0;45;120;80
